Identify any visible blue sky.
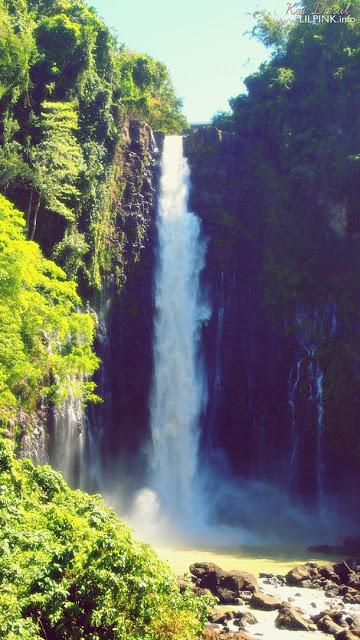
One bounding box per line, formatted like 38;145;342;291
90;0;285;123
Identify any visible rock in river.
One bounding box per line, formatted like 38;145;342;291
275;602;316;631
250;591;281;610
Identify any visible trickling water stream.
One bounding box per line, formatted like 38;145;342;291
149;135;209;521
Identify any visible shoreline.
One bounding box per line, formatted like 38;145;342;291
155;544;343;577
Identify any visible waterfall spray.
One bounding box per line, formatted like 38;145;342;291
149;136;209;522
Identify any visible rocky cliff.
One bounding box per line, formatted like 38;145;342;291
85;119;160;497
184;126;360;522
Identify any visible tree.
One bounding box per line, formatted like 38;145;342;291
28;101;85;238
0;194;98;421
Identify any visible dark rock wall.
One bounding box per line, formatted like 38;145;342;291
184;127;360;517
86;120;160;497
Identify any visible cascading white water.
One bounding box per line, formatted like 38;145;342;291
52;385;86;489
149;135;209;520
315;363;324;512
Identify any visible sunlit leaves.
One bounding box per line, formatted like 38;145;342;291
0;444;213;639
0;195;98;420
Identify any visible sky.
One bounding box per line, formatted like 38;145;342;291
90;0;286;123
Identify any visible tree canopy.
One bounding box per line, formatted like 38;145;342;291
0;194;98;422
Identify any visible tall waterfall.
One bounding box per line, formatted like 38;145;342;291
149;136;209;520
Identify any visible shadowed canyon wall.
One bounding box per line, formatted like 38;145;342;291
184;126;360;526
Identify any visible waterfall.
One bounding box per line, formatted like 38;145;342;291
149;135;209;520
288;301;336;508
52;385;86;489
87;286;113;492
288;355;302;482
315;363;324;512
206;271;225;454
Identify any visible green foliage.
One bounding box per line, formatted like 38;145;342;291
30;101;85;224
0;440;211;639
214;3;360;309
0;194;98;421
0;0;34;103
116;51;188;133
0;0;186;290
251;9;290;51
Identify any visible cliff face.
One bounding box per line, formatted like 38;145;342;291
86;119;160;496
184;126;360;516
19;119;160;494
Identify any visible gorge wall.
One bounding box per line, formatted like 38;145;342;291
183;126;360;529
86;120;161;499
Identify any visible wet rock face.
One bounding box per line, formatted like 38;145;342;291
183;126;314;499
17;407;50;465
183;125;360;515
183;126;236;159
87;118;159;494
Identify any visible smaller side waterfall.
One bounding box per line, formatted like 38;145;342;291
288;355;302;481
52;386;86;488
287;302;336;509
315;363;324;511
87;287;113;492
149;135;209;522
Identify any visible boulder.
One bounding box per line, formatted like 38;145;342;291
209;607;236;625
227;570;259;593
312;608;343;623
317;615;345;635
298;579;316;588
333;562;353;583
250;592;281;610
344;593;360;604
320;566;341;583
190;562;223;591
337;633;359;640
313;609;349;635
190;563;259;602
348;614;360;633
275;603;315;632
233;612;258;626
345;614;360;626
285;565;313;585
348;574;360;591
217;588;240;605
